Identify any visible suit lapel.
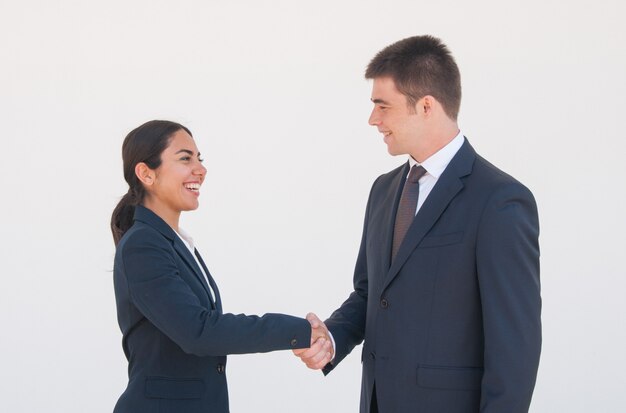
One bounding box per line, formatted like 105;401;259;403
383;139;476;291
133;205;215;307
380;162;411;273
172;239;215;308
194;250;222;313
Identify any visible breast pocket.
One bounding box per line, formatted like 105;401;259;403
418;231;464;248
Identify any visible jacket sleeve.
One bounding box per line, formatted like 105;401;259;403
476;182;541;413
119;230;311;357
322;177;380;374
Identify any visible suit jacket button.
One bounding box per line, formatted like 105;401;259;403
380;299;389;309
290;338;298;347
217;364;225;374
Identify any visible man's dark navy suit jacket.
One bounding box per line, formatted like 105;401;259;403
324;139;541;413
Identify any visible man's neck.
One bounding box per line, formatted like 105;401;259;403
410;125;460;163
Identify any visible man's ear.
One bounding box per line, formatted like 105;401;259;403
135;162;155;186
419;95;435;116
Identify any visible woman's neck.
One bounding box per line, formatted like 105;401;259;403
142;199;181;232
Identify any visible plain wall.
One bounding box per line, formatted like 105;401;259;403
1;0;624;411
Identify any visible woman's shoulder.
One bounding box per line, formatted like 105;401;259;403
117;220;172;252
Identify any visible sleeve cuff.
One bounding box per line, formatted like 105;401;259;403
327;330;336;362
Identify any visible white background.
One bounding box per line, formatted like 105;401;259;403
1;1;625;412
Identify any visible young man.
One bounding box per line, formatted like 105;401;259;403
295;35;541;413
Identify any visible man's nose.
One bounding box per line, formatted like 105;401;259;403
368;109;380;126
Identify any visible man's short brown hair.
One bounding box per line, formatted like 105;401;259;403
365;35;462;120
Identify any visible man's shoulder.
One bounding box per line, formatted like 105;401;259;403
471;153;535;200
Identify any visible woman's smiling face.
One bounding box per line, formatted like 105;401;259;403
143;129;206;218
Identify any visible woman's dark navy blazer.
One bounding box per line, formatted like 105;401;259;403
113;205;310;413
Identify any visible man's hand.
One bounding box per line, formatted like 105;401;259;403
293;312;334;370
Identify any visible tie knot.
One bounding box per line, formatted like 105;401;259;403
408;165;427;183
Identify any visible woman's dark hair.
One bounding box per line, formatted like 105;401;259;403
111;120;192;245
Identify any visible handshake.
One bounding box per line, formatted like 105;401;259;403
293;313;334;370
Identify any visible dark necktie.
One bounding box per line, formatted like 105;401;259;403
392;165;427;261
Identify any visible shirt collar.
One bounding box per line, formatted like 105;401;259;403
408;130;465;179
175;227;195;252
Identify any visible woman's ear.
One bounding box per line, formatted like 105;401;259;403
135;162;155;186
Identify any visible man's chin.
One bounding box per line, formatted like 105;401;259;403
386;146;403;156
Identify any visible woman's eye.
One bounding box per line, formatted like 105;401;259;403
181;156;191;161
198;158;204;163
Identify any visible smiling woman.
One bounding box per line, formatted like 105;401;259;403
137;128;206;231
109;120;332;413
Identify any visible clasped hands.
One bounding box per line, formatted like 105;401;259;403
293;313;334;370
